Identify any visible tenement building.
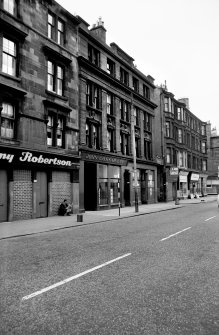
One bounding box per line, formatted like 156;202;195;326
154;86;208;201
0;0;80;222
206;123;219;194
77;17;158;211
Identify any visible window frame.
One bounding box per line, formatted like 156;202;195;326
47;11;65;46
0;101;16;139
47;60;64;96
46;110;66;148
2;0;17;16
2;36;17;77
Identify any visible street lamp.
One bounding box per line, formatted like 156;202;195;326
131;90;139;212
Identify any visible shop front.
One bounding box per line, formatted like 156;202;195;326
166;167;179;201
178;171;189;199
189;172;200;197
80;151;127;211
0;146;79;222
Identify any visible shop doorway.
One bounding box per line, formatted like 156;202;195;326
84;162;97;210
36;171;47;218
0;170;7;222
124;170;130;206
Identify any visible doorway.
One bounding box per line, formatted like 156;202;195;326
36;171;48;218
84;162;97;210
0;170;7;222
124;170;130;206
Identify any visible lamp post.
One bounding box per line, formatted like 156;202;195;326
131;90;139;212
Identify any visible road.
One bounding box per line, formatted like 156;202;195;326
0;202;218;334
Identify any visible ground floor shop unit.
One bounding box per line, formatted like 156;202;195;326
79;150;158;212
0;146;79;222
164;167;207;201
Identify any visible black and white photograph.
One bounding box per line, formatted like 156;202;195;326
0;0;219;333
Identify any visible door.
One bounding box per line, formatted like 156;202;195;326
84;163;97;210
0;170;7;222
36;171;47;218
124;170;130;206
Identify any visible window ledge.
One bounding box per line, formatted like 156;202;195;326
0;72;21;82
45;90;68;101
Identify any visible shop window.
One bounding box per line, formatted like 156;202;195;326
2;37;17;76
88;44;100;67
2;0;17;15
120;67;129;85
86;81;102;109
0;102;15;138
143;84;150;100
48;12;65;46
47;60;64;96
107;58;115;76
47;113;65;148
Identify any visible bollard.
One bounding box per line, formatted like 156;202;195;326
77;214;83;222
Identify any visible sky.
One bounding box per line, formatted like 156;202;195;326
57;0;219;132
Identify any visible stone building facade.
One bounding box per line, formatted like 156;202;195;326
154;86;208;201
77;17;158;211
0;0;80;222
206;124;219;194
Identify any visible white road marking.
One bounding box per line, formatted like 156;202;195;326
22;253;131;301
205;216;216;222
160;227;191;241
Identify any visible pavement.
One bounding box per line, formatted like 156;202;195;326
0;195;217;240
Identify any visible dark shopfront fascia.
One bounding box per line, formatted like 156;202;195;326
0;146;79;222
80;150;128;211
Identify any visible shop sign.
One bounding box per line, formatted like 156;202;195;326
0;151;74;167
170;167;179;175
179;175;187;183
83;152;127;166
190;173;199;181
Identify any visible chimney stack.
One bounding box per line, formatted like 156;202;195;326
90;17;106;43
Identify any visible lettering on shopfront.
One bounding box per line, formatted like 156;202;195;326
84;153;126;165
0;151;72;166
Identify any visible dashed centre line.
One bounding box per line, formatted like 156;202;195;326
22;253;131;301
205;216;216;222
160;227;191;242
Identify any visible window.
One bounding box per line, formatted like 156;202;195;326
144;139;152;160
120;99;129;122
2;37;16;76
133;107;140;126
178;151;183;167
187;133;190;147
120;67;129;85
47;61;64;95
165;121;170;137
164;97;169;112
107;93;114;115
166;148;171;164
178;129;182;143
107;58;115;76
132;77;139;92
187;154;191;168
202;160;207;171
107;128;114;152
86;82;102;109
48;13;65;46
47;113;65;147
201;141;206;153
201;125;206;136
177;107;182;121
120;133;130;155
3;0;17;15
86;122;100;149
135;137;140;158
88;44;100;66
0;102;15;138
143;112;151;131
143;84;150;99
